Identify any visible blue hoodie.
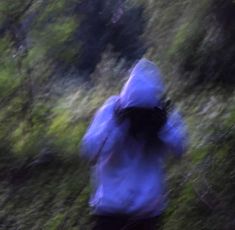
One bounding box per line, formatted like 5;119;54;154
81;58;188;218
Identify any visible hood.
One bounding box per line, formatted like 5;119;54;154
119;58;165;109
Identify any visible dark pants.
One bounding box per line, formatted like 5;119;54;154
92;215;161;230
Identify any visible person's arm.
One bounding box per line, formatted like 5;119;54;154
159;109;188;157
80;96;118;163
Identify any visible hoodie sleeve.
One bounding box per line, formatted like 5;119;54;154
159;109;188;157
80;96;119;162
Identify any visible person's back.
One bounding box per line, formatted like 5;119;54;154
81;58;188;229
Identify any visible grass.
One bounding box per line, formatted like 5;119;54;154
0;157;91;230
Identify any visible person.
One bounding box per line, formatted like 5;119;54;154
81;58;188;230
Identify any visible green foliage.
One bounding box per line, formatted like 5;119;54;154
42;0;66;17
11;120;45;157
190;146;210;163
48;108;87;156
28;0;80;67
0;1;26;15
0;68;20;98
0;37;12;60
45;213;65;230
0;37;21;97
40;18;77;49
42;17;79;63
24;44;47;67
168;21;204;62
0;160;90;229
223;106;235;128
167;0;210;68
164;115;235;230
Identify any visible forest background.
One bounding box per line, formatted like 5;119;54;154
0;0;235;229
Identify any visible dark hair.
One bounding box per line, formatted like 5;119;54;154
115;101;169;151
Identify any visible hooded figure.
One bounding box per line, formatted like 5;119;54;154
81;59;187;230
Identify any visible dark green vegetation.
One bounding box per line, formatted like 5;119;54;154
0;0;235;229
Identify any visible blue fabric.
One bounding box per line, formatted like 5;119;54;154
120;58;164;109
81;58;188;218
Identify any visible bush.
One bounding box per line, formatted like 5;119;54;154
167;0;235;86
